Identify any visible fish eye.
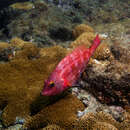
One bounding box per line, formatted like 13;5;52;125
49;81;55;87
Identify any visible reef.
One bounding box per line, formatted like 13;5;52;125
0;39;67;126
23;94;85;130
0;0;129;47
10;2;34;10
23;103;130;130
41;124;65;130
0;5;129;128
72;24;94;38
82;44;130;107
70;31;113;61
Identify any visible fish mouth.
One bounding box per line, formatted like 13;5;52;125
42;90;51;96
41;89;56;96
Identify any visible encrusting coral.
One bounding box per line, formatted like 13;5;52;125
10;2;34;10
0;24;129;129
41;124;65;130
72;24;94;38
10;37;31;48
23;103;130;130
91;122;118;130
23;94;85;130
0;40;67;126
0;42;11;50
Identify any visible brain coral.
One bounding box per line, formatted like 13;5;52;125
72;24;94;38
0;41;67;126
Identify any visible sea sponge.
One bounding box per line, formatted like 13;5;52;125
0;45;67;126
23;94;85;130
10;2;34;10
72;24;94;38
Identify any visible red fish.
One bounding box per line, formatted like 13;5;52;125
42;35;101;96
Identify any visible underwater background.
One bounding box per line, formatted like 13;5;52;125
0;0;129;129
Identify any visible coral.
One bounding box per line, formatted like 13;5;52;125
111;42;130;64
41;124;65;130
118;111;130;130
39;45;67;59
0;42;11;50
14;43;40;60
82;58;130;107
70;32;113;61
0;44;67;126
70;32;92;49
10;2;34;10
34;0;48;12
23;94;85;130
72;24;94;38
10;37;31;48
92;42;113;60
23;106;130;130
77;111;119;130
91;122;118;130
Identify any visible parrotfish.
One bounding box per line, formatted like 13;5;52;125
42;35;101;96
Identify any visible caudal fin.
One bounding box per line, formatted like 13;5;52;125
89;34;101;56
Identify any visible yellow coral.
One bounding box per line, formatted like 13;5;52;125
92;122;118;130
0;42;11;50
10;2;34;10
92;42;112;60
10;37;26;48
14;43;40;60
0;45;67;126
41;124;65;130
23;106;129;130
39;45;67;59
72;24;94;38
23;94;85;130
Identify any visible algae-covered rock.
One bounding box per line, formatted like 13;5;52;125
82;43;130;107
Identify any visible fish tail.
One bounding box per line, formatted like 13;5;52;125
89;34;101;56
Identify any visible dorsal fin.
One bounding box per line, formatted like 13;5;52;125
89;34;101;56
